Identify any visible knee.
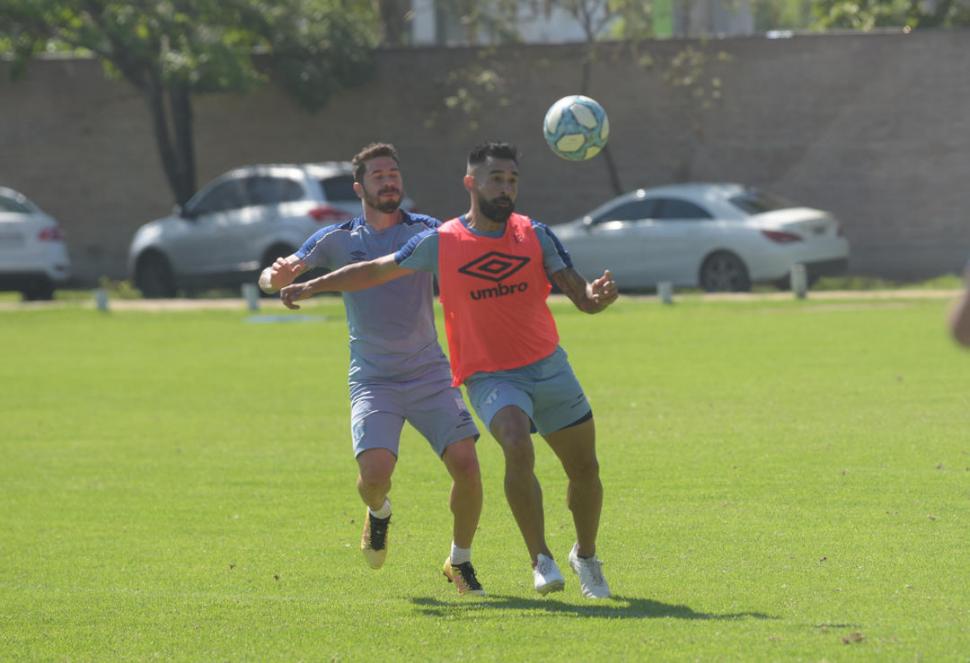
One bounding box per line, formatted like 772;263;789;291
499;436;536;472
357;452;395;488
358;466;392;490
564;454;600;482
446;446;482;486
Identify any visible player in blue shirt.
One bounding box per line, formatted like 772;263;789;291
258;143;485;595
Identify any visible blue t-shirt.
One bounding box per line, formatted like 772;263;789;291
394;215;572;277
296;211;448;381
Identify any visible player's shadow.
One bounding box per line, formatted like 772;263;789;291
410;594;776;621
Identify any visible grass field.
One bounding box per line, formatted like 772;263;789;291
1;296;968;661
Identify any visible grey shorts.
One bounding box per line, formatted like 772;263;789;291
464;346;591;436
350;367;479;458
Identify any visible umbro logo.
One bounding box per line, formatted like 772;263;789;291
458;252;530;283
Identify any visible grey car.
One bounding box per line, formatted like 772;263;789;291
128;162;407;297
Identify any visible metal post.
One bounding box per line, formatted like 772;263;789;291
242;283;260;312
94;288;109;312
790;264;808;299
658;281;674;305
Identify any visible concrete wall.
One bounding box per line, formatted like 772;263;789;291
1;30;968;284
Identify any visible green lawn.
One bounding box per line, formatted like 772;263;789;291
1;296;968;661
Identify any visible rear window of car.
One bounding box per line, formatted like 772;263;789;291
655;198;713;220
0;195;32;214
729;189;796;215
245;176;305;205
594;199;658;223
319;175;358;202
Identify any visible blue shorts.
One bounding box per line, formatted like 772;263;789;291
464;347;591;436
350;366;479;458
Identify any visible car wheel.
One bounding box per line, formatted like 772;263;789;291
21;277;55;301
699;251;751;292
136;251;177;298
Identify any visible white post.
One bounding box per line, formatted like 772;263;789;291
658;281;674;305
242;283;260;312
94;288;110;312
790;264;808;299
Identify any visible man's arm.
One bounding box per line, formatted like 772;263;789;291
550;267;618;314
258;254;308;294
949;267;970;347
279;254;414;310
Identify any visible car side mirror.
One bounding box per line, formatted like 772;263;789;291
176;204;196;220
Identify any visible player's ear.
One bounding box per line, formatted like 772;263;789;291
462;173;476;193
353;180;364;199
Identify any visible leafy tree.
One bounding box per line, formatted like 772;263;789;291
811;0;970;30
0;0;377;204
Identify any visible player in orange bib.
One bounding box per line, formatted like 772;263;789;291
280;142;619;598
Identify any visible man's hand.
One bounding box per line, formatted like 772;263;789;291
259;256;305;294
280;282;315;310
588;269;618;308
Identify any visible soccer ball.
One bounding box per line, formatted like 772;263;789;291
542;95;610;161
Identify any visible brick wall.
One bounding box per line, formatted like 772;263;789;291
1;30;967;283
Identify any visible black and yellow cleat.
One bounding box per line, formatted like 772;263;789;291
360;511;390;569
442;558;486;596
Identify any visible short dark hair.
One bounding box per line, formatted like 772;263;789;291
352;143;400;183
467;142;519;168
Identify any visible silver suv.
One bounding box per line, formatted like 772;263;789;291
128;162;403;297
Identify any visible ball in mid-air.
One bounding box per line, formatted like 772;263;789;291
542;95;610;161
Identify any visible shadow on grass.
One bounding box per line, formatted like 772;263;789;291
411;594;776;621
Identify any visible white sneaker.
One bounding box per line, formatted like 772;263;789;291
568;544;611;599
533;554;565;595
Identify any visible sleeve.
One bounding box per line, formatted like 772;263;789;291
532;221;573;276
295;226;337;270
395;229;439;275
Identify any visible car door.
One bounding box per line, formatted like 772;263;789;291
650;197;716;285
240;173;309;268
168;177;249;277
569;198;659;287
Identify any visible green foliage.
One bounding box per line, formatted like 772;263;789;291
812;0;970;30
1;299;969;659
0;0;377;203
0;0;375;109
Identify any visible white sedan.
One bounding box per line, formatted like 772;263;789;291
555;183;849;292
0;187;71;300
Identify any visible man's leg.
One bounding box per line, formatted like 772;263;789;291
357;448;396;569
440;437;487;596
440;437;482;549
357;448;396;510
543;417;602;557
544;415;611;599
490;405;551;563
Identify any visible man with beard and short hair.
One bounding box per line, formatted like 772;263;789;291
279;141;619;599
259;142;486;596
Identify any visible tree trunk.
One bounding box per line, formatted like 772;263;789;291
378;0;410;46
143;71;195;205
169;81;196;203
580;40;623;196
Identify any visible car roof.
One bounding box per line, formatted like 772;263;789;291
0;186;28;201
634;183;747;199
222;162;352;178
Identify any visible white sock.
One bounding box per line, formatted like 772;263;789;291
450;542;471;565
368;498;391;520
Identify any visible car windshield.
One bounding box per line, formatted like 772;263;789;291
729;189;797;215
0;195;33;214
320;175;357;202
